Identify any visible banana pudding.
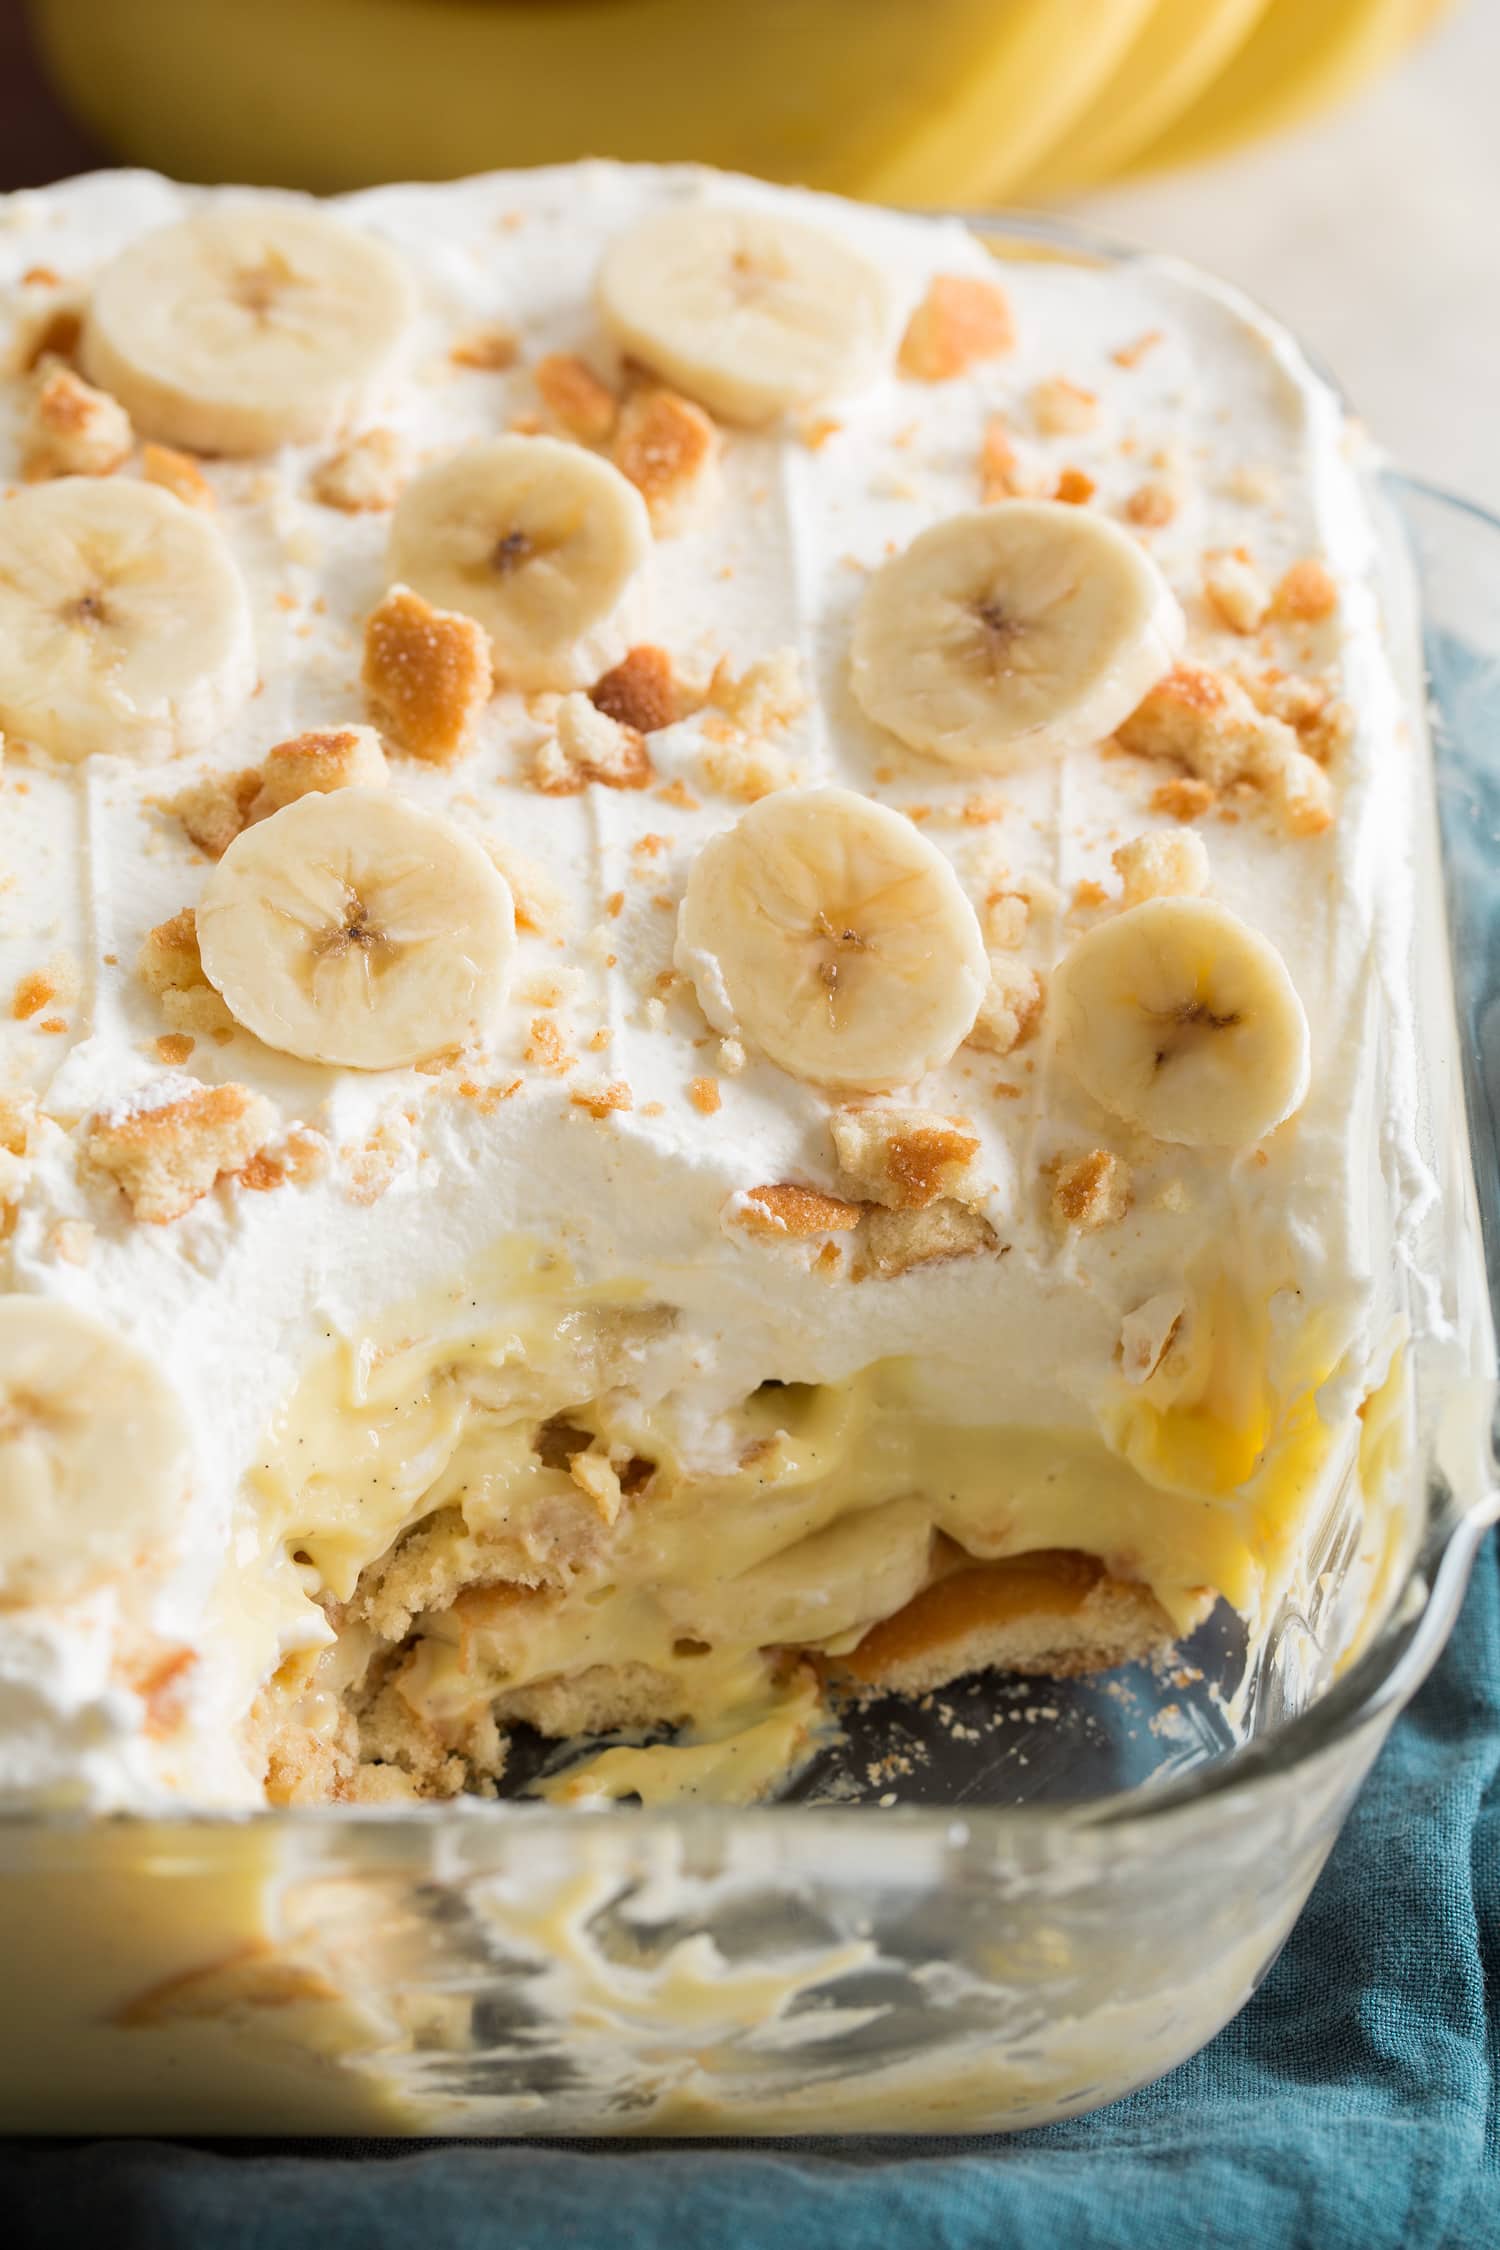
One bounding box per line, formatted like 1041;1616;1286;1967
0;164;1424;1815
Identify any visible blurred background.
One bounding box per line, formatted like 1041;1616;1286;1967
5;0;1495;500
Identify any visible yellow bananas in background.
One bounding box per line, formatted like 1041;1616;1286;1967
29;0;1450;201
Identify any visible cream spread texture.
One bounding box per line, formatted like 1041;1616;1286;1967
0;163;1427;1809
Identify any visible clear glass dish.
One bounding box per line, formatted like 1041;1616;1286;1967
1;221;1496;2140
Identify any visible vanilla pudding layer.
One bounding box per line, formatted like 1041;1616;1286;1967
0;164;1427;1811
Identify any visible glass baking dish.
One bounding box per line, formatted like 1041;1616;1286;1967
1;217;1496;2139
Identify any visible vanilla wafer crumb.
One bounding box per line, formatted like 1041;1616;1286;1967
23;357;131;479
363;583;492;765
310;427;405;513
87;1077;277;1224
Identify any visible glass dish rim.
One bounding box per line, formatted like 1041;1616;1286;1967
1;207;1495;1857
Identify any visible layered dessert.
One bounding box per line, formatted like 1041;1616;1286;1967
0;164;1421;1815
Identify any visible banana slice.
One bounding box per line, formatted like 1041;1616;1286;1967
850;501;1185;771
1051;897;1310;1149
0;1297;191;1609
0;478;254;763
387;436;651;692
196;788;516;1070
675;786;987;1091
597;204;890;424
81;203;414;456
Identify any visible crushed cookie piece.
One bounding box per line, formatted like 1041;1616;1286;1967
535;691;653;794
310;427;405;513
535;351;618;443
1119;663;1334;835
798;413;841;451
139;442;214;509
1271;558;1339;622
1248;734;1335;836
570;1079;632;1119
363;582;492;765
137;909;236;1036
1112;329;1163;369
154;1033;194;1066
86;1078;277;1224
456;1077;521;1114
831;1106;981;1211
689;1076;721;1116
982;890;1029;950
1203;551;1270;635
613;385;719;534
1054;467;1096;505
1112;828;1210;905
167;766;263;859
960;794;1007;826
1123;480;1178;528
1051;1149;1132;1232
12;971;53;1020
731;1183;864;1239
590;644;678;734
450;325;519;372
898;274;1014;380
569;1447;625;1527
525;1017;573;1073
23;357;131;479
1071;879;1110;911
1239;670;1353;764
656;777;699;811
966;956;1043;1057
705;646;806;734
866;1199;997;1276
697;738;794;802
1150;775;1216;822
1032;376;1098;436
979;414;1024;501
250;726;388;819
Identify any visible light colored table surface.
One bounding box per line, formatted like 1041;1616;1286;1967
1072;1;1500;510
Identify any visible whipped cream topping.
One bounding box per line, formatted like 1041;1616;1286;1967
0;163;1429;1807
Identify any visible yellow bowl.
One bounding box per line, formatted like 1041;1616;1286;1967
28;0;1448;202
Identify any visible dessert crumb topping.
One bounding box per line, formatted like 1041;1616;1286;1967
866;1199;998;1276
139;442;214;509
612;385;719;534
689;1076;721;1116
450;325;519;372
363;582;493;766
310;427;405;514
966;956;1043;1057
137;909;235;1036
1203;550;1270;635
569;1079;631;1118
899;274;1014;381
979;414;1025;502
1112;828;1210;906
731;1183;864;1239
1272;558;1339;622
831;1105;982;1212
590;644;679;734
1032;376;1098;436
1119;664;1334;836
86;1077;277;1224
535;351;618;443
1051;1149;1132;1232
535;692;653;794
23;357;131;480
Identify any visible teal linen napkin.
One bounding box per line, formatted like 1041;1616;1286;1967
6;1530;1495;2250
